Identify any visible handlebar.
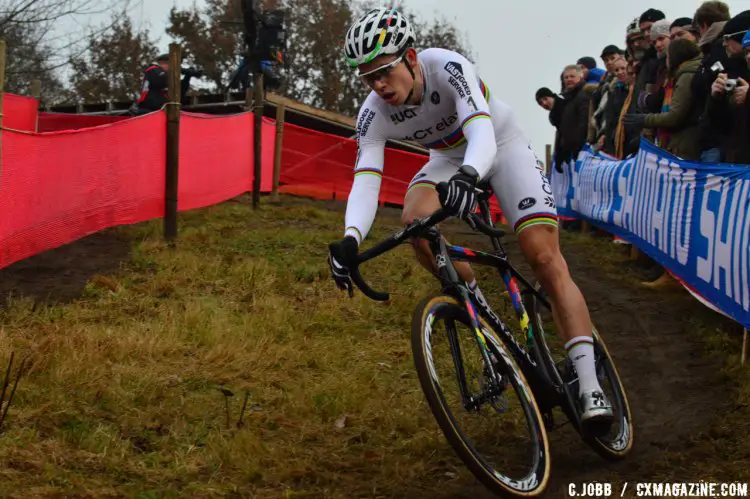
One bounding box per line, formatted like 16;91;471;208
340;182;507;302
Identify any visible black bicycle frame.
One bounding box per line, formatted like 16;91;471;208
351;202;562;410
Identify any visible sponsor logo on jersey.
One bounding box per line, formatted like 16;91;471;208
390;108;418;125
518;197;537;211
445;61;472;98
431;91;440;105
401;113;458;141
357;108;377;138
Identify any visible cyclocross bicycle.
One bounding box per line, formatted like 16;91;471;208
331;183;634;497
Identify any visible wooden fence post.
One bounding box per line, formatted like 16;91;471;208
30;79;41;99
742;329;748;365
271;102;285;203
252;72;264;210
164;43;182;244
30;79;41;132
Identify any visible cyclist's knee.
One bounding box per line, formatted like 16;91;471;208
527;248;568;286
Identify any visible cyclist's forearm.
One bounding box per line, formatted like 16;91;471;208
344;171;382;244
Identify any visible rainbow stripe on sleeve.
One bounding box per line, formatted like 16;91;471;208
354;168;383;178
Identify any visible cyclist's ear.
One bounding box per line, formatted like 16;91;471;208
404;47;418;65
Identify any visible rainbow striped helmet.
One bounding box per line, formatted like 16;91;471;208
344;8;416;72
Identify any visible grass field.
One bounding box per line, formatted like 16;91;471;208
0;195;747;498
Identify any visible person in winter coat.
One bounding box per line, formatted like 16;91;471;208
691;1;734;161
670;17;700;43
623;39;704;160
555;65;596;167
705;29;750;164
600;58;632;156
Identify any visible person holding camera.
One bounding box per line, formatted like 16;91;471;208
705;16;750;164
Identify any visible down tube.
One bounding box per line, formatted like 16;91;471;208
501;270;534;349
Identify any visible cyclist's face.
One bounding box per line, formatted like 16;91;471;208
358;49;417;106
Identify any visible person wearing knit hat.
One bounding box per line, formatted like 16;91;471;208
722;10;750;58
639;8;666;39
650;19;672;57
535;87;557;110
669;18;699;42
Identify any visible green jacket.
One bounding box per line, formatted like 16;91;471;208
643;56;703;160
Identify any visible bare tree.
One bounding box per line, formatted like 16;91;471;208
0;0;137;103
69;14;158;103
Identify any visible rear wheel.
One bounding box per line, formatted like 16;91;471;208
525;283;634;461
411;293;551;497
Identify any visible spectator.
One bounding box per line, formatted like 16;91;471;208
670;18;700;42
636;9;667;101
601;45;625;71
599;57;632;156
623;39;704;160
625;17;648;65
638;19;673;115
706;16;750;164
588;47;625;147
691;1;733;161
615;61;642;158
555;65;596;166
694;1;732;41
577;56;606;84
535;87;558;112
134;53;202;114
640;8;667;41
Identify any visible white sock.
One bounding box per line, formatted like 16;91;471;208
565;336;601;395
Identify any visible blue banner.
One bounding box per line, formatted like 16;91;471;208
550;139;750;329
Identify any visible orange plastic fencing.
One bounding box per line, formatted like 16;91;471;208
0;113;166;269
0;92;505;271
38;113;130;133
178;112;274;212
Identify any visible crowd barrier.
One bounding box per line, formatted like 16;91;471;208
4;94;38;132
4;92;496;271
550;139;750;330
37;113;130;133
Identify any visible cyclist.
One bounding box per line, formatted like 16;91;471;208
327;8;613;427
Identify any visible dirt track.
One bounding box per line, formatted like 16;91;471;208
0;200;740;497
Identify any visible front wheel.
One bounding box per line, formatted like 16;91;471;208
411;293;551;497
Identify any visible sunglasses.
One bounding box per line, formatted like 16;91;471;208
723;30;748;42
357;55;404;84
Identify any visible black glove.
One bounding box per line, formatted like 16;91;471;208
327;236;358;297
438;165;480;219
622;113;647;128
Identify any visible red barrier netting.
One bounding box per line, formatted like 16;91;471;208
38;112;131;133
178;112;274;212
4;93;38;132
0;112;166;270
278;122;506;220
